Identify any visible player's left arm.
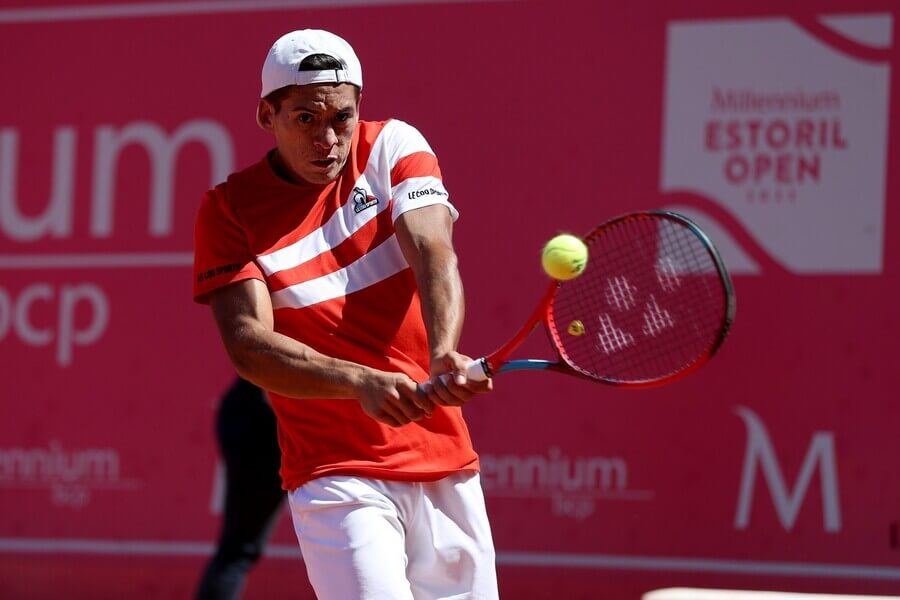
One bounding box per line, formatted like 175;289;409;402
395;205;492;407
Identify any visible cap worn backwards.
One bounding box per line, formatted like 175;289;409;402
260;29;363;98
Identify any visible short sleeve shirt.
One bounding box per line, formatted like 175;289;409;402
193;119;478;490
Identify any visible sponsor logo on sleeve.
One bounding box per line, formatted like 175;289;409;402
196;263;242;283
407;188;448;201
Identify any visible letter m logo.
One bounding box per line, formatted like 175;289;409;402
734;406;842;532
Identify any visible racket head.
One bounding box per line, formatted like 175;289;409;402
545;211;735;387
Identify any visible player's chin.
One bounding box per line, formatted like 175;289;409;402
303;170;339;185
301;161;343;184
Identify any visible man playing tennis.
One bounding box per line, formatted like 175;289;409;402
193;29;498;599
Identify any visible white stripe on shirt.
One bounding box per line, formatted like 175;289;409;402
256;173;384;277
269;235;408;309
256;120;435;277
258;120;457;307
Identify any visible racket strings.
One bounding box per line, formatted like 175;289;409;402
549;214;729;383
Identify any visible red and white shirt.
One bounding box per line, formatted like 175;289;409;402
193;119;478;490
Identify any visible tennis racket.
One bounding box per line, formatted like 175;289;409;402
459;210;735;387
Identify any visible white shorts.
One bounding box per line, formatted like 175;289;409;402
287;471;498;600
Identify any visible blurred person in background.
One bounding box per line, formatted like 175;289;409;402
195;377;284;600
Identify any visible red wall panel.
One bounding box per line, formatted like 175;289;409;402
1;1;898;597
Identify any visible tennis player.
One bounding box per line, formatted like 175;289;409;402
192;29;498;599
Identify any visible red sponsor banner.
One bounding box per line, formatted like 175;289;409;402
1;0;898;598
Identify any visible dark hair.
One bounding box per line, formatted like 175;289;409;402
264;53;359;112
298;53;344;72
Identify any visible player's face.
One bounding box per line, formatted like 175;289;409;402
258;83;359;185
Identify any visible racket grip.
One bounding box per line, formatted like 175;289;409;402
436;358;489;384
419;358;490;393
460;358;490;382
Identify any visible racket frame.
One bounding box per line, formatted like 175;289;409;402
474;210;736;387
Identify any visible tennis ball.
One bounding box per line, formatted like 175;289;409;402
542;234;588;280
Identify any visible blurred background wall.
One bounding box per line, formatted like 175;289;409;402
1;0;898;597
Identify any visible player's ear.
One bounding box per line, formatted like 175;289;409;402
256;98;275;132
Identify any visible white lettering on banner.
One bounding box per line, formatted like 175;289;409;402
92;120;232;237
0;289;8;338
14;284;53;346
661;16;892;273
480;447;653;520
0;119;233;241
0;128;75;241
0;119;234;365
0;440;140;508
0;283;109;367
734;406;842;532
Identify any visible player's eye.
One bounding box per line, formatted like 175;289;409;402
335;112;352;123
297;113;314;124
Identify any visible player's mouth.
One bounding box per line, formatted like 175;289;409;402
311;157;338;170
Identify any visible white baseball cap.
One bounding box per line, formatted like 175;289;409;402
260;29;363;98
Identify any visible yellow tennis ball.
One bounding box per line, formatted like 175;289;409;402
542;234;588;280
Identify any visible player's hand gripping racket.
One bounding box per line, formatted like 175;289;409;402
459;211;735;387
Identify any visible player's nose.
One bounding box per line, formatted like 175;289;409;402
312;125;338;149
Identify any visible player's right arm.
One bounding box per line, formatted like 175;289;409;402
207;276;429;428
195;185;428;427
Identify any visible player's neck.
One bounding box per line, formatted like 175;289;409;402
267;149;296;184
